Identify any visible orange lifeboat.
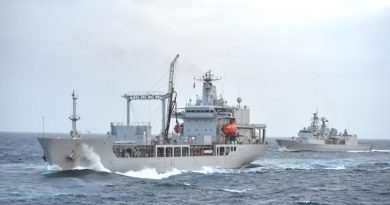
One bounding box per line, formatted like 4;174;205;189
223;123;237;134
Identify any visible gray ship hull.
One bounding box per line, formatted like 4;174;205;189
276;139;373;152
38;137;267;173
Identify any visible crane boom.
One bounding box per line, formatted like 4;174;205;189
163;54;179;142
168;54;179;94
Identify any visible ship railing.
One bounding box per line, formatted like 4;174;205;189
123;91;170;100
124;91;165;96
110;122;151;127
250;123;267;128
237;123;266;128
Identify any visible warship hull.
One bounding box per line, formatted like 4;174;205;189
39;137;267;173
276;139;373;152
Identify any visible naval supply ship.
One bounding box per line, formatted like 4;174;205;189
38;55;267;173
276;111;373;152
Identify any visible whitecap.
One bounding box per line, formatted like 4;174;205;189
347;150;371;153
183;182;191;186
372;149;390;153
296;200;313;204
192;166;235;174
116;168;183;179
278;147;290;152
222;188;251;193
323;165;346;170
249;159;350;171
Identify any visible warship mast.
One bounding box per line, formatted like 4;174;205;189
197;70;221;106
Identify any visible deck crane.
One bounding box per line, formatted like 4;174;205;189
121;54;179;143
163;54;179;143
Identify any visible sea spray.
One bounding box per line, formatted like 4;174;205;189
42;164;63;174
46;164;62;171
73;144;111;173
116;168;183;179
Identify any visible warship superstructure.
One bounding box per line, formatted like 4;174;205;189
38;55;267;172
276;111;373;152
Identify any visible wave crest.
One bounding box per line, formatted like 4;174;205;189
73;144;111;173
116;168;183;179
192;166;235;174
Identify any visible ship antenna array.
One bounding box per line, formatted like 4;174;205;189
196;69;221;82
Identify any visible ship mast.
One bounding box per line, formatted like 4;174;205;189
69;90;80;139
197;70;221;106
163;54;179;143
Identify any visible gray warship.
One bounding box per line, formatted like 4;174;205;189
276;111;373;152
38;55;267;173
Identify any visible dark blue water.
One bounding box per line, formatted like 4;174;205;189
1;132;389;205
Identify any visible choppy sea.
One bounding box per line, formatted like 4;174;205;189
0;132;389;205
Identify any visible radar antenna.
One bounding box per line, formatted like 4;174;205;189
196;70;221;82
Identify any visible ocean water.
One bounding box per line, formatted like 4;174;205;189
0;132;389;205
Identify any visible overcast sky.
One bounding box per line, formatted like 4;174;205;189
0;0;389;139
